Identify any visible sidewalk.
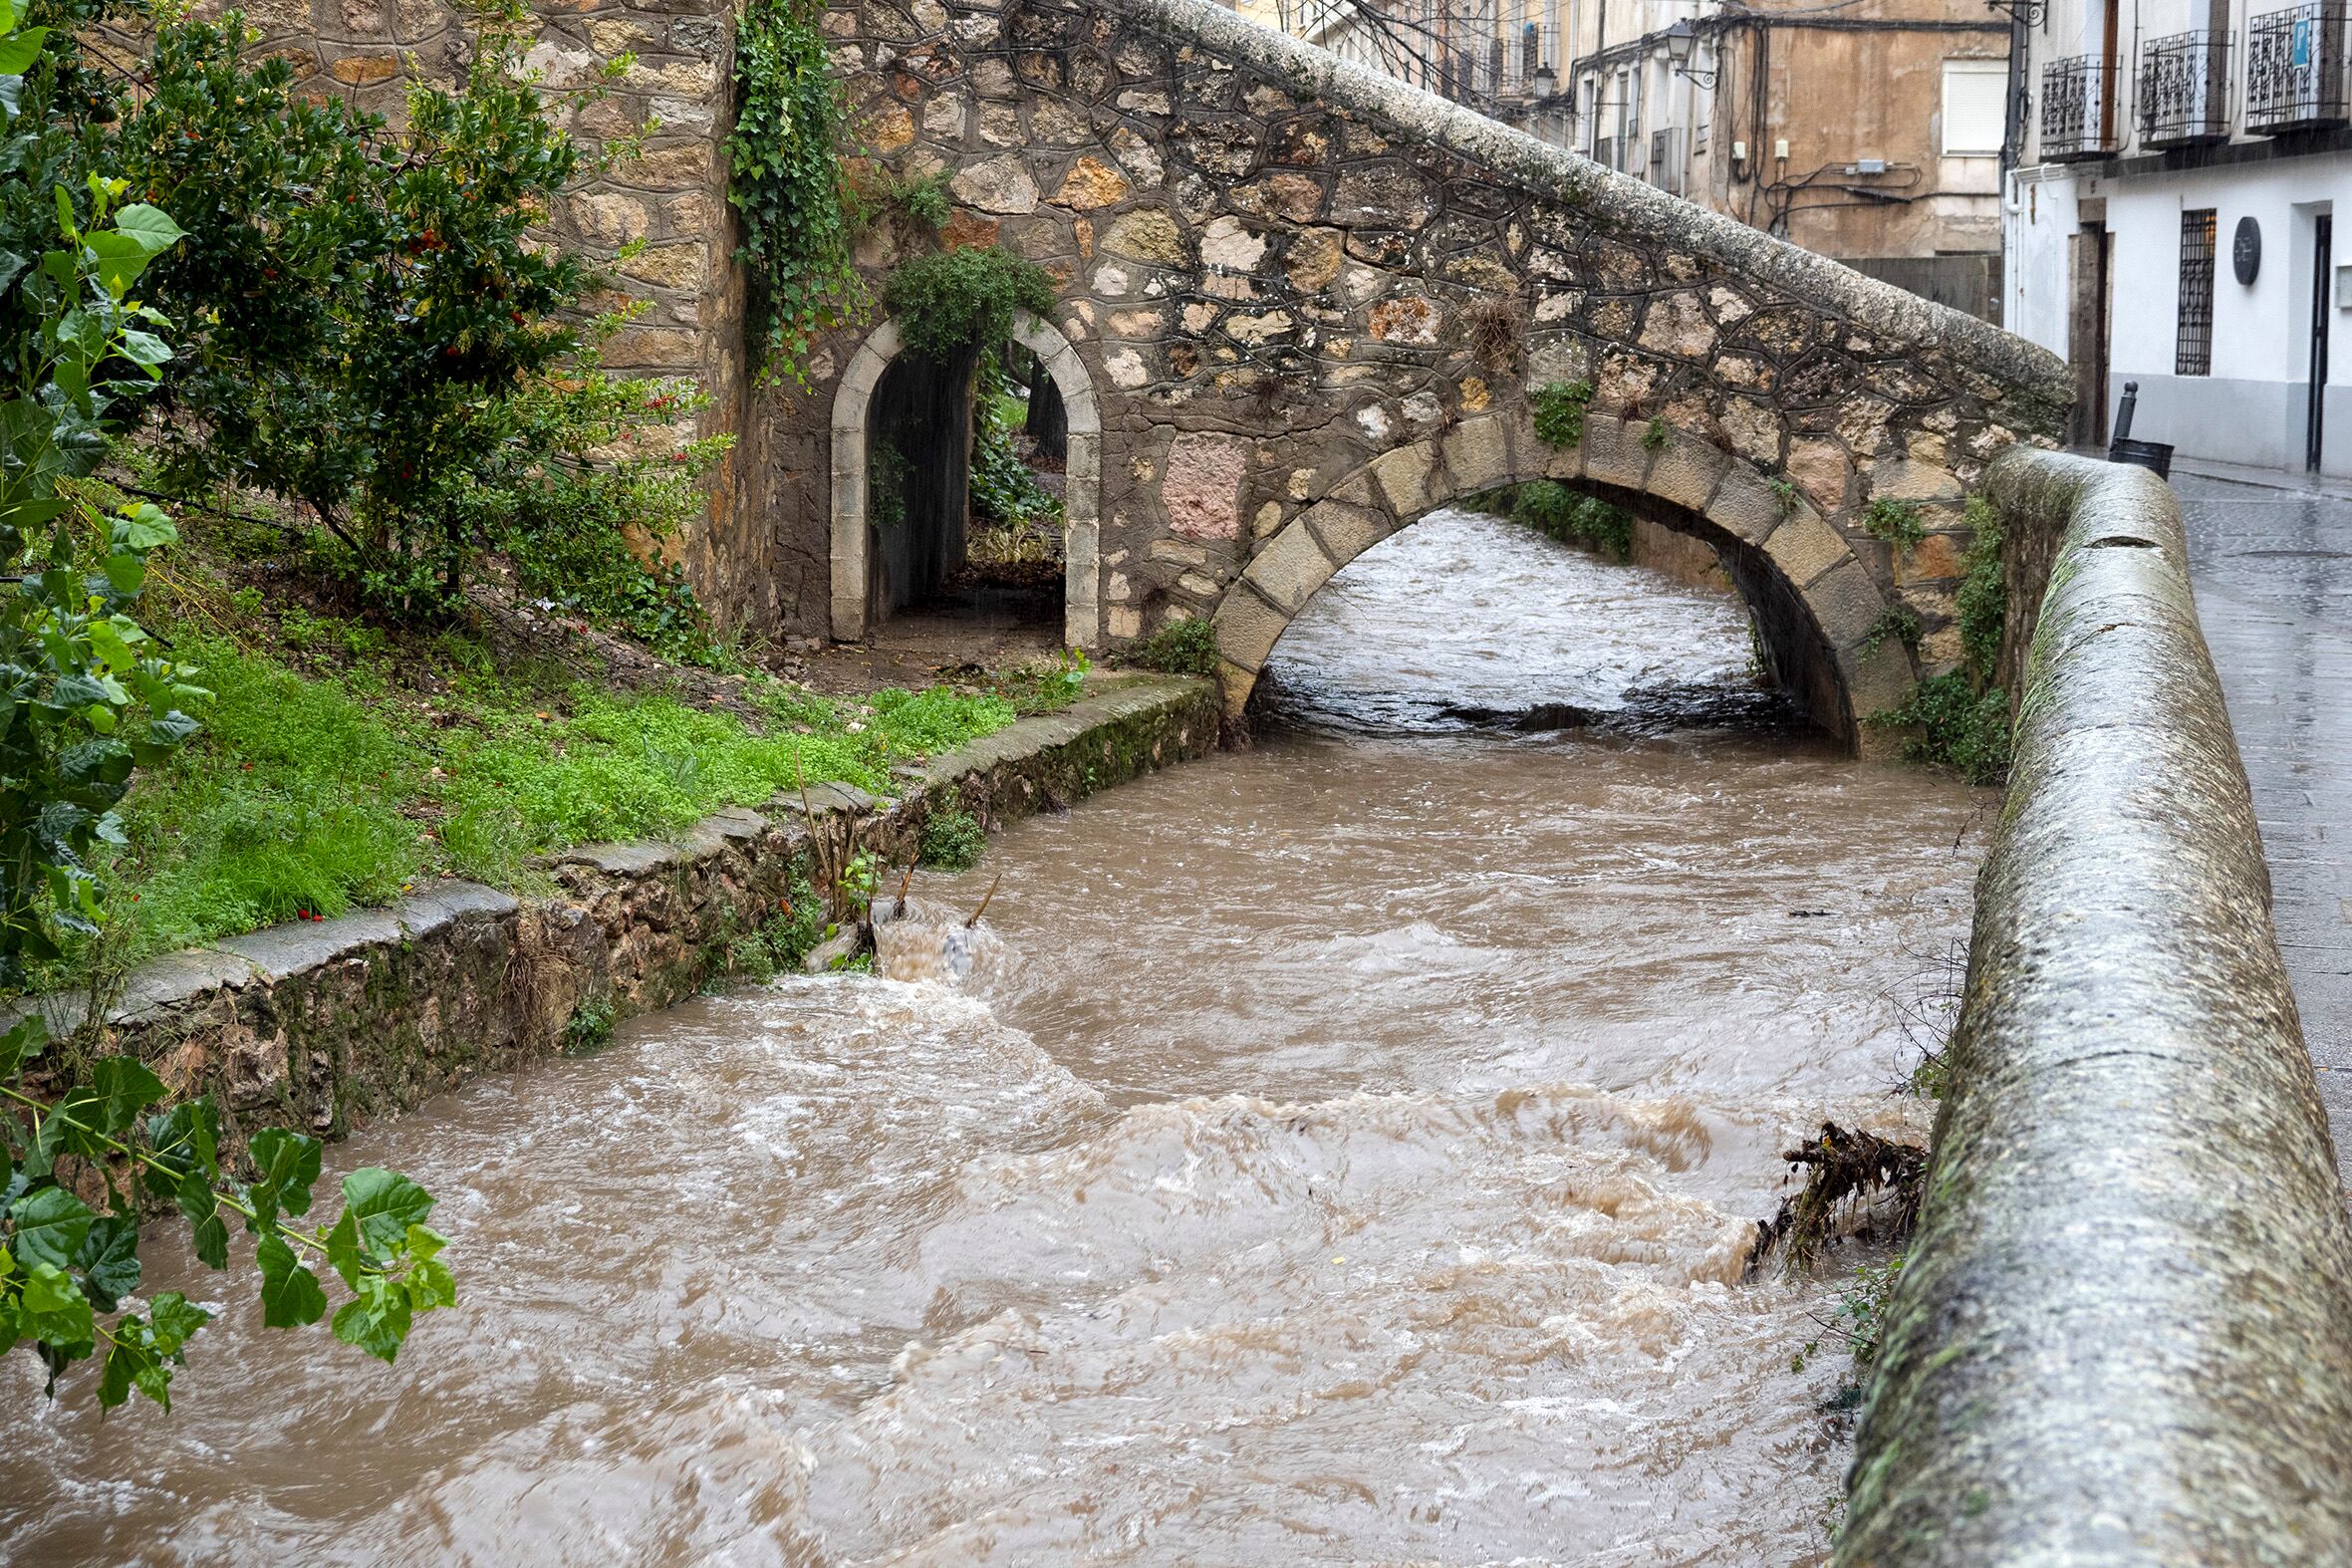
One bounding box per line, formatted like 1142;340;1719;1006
2169;469;2352;1189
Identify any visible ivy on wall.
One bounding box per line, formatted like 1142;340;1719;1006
727;0;865;389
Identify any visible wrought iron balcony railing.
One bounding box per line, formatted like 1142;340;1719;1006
2247;2;2350;131
2041;56;2124;159
2139;31;2233;144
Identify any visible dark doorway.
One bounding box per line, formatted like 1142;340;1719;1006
2309;213;2332;472
2069;217;2113;446
866;346;978;622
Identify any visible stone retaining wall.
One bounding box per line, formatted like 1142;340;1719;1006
1838;451;2352;1563
25;676;1216;1171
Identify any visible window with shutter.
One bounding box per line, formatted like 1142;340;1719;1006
1943;59;2008;155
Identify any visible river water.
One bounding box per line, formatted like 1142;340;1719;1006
2;511;1986;1565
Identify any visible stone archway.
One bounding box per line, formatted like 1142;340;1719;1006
1209;410;1919;753
829;310;1103;649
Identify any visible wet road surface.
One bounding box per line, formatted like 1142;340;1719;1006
2176;470;2352;1189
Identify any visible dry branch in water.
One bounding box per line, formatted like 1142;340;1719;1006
1751;1122;1928;1273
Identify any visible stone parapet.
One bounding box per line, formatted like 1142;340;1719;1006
1839;450;2352;1564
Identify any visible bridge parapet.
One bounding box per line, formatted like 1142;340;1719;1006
1840;449;2352;1563
754;0;2076;746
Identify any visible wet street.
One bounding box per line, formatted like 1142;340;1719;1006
2177;470;2352;1189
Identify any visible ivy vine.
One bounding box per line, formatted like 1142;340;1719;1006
881;246;1057;360
728;0;866;389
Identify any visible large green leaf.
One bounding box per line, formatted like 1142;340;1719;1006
89;1055;166;1134
247;1127;322;1225
338;1167;433;1249
0;24;48;76
72;1212;139;1311
255;1233;326;1328
8;1185;94;1269
110;203;186;256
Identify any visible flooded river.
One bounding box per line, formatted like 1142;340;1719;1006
2;511;1986;1565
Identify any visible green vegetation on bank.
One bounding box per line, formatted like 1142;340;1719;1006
1469;481;1635;561
77;609;1036;982
1868;495;2011;783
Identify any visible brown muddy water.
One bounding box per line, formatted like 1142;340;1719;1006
1;511;1986;1565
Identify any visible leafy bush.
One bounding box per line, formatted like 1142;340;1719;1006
1500;480;1633;560
919;804;985;871
1869;495;2013;782
1954;494;2005;684
121;8;730;622
729;0;866;387
0;6;447;1412
882;246;1057;359
969;353;1060;526
1128;616;1218;675
1530;380;1595;448
1868;671;2011;784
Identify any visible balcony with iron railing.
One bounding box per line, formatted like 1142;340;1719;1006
2138;31;2233;144
2246;2;2350;131
2041;56;2125;159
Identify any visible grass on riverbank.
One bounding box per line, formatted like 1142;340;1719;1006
53;599;1073;991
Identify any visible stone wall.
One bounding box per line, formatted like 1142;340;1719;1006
749;0;2075;745
27;677;1216;1173
1839;451;2352;1563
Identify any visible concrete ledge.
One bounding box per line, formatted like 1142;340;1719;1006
31;675;1219;1169
1840;450;2352;1564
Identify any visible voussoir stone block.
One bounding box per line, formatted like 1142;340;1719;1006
1303;498;1396;566
1579;413;1651;491
1843;635;1918;724
1764;506;1850;588
1705;463;1788;546
1803;557;1887;649
1370;441;1437;516
1647;432;1730;516
1242;523;1338;614
1439;415;1512;495
1212;582;1290;674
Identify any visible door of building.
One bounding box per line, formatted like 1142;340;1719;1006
2308;214;2332;471
2069;219;2113;446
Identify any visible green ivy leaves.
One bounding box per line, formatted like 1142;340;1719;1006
728;0;866;389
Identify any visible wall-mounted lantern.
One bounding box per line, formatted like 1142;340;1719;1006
1664;22;1718;89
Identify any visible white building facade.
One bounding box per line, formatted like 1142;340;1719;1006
2008;0;2352;470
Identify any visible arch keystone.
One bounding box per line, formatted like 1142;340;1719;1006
1579;412;1652;490
1438;414;1512;494
1647;431;1730;515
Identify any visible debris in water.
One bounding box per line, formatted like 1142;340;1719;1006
1751;1122;1928;1273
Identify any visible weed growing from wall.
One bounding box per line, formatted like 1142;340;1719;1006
1867;494;2012;783
1530;380;1596;447
1126;617;1218;675
1479;481;1633;560
1860;497;1926;551
919;805;986;871
1643;414;1670;452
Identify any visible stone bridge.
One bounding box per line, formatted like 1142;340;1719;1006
726;0;2074;747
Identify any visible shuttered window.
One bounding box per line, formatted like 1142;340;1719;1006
1943;59;2008;155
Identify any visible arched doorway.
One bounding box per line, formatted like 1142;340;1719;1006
829;311;1102;650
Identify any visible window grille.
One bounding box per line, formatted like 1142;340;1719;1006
2178;209;2218;377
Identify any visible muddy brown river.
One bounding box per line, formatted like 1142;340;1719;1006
2;511;1984;1565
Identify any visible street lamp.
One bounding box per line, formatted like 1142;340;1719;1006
1663;20;1717;88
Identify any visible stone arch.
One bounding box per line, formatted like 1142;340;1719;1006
829;310;1103;648
1208;411;1919;754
